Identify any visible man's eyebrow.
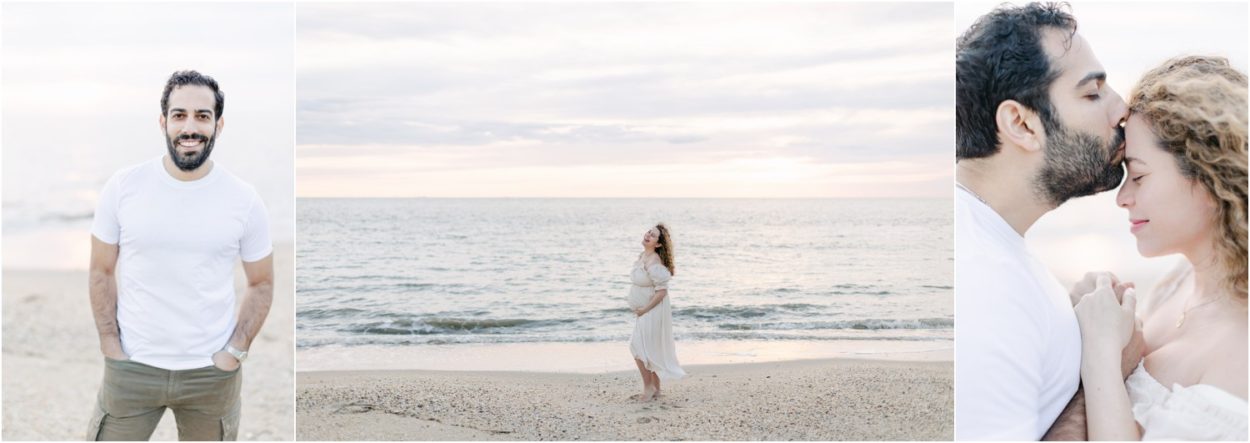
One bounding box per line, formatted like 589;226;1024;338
167;108;214;115
1075;71;1106;89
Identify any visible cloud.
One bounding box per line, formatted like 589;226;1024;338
297;2;954;197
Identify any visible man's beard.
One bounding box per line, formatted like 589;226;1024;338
1034;121;1125;207
164;131;217;172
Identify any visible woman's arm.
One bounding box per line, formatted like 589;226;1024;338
635;289;668;317
1074;276;1141;441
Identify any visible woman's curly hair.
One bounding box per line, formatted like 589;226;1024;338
1128;55;1248;299
654;223;675;276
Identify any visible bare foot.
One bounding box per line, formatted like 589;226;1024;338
639;387;657;402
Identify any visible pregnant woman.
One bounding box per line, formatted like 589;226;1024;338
629;223;686;401
1075;56;1247;440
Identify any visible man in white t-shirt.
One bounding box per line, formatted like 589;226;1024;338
86;70;274;441
955;3;1143;440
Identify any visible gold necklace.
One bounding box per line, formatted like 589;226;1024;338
1176;294;1222;328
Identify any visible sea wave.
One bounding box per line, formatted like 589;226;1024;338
339;317;577;335
717;317;954;331
672;304;820;320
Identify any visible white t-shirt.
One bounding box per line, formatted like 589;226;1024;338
954;186;1081;440
91;157;272;370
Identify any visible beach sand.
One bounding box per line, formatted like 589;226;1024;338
2;243;295;441
297;357;953;440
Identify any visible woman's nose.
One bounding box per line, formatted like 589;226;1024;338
1116;183;1133;208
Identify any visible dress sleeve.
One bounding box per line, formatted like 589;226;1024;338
646;263;672;290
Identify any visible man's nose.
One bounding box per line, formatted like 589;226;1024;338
1107;86;1129;124
174;119;199;135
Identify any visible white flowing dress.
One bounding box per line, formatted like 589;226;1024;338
628;259;686;381
1126;362;1248;440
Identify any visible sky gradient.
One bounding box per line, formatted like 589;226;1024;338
297;3;954;198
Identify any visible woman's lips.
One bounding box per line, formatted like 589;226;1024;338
1130;219;1149;233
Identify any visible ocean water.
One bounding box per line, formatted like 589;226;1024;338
296;198;952;349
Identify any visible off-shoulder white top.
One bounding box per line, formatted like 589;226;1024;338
1127;361;1248;440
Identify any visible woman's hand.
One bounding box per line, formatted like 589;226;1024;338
1074;276;1143;441
1069;271;1134;307
1074;275;1137;371
634;307;647;317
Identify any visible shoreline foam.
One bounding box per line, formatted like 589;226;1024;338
297;339;952;373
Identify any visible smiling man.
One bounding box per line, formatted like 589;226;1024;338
953;2;1137;440
86;70;274;441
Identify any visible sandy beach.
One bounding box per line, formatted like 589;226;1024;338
297;355;953;440
2;243;295;441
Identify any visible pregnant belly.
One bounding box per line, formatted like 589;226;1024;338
627;285;652;309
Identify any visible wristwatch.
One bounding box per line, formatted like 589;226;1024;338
224;344;249;363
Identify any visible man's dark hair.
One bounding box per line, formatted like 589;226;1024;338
956;2;1077;160
160;70;224;120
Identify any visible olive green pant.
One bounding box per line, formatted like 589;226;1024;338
87;357;241;441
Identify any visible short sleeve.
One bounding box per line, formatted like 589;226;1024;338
646;263;672;290
239;191;273;262
90;172;123;245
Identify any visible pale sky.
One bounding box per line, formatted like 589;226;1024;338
2;2;295;269
297;2;954;198
957;2;1249;294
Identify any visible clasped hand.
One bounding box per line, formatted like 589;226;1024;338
1073;274;1142;377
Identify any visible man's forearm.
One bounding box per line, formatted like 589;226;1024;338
1043;386;1087;441
228;280;273;350
88;269;123;355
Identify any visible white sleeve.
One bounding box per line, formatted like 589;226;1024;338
955;263;1047;440
239;190;273;262
646;263;672;290
90;172;123;245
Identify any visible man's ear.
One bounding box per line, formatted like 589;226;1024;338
215;116;225;138
159;115;166;133
995;100;1046;153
